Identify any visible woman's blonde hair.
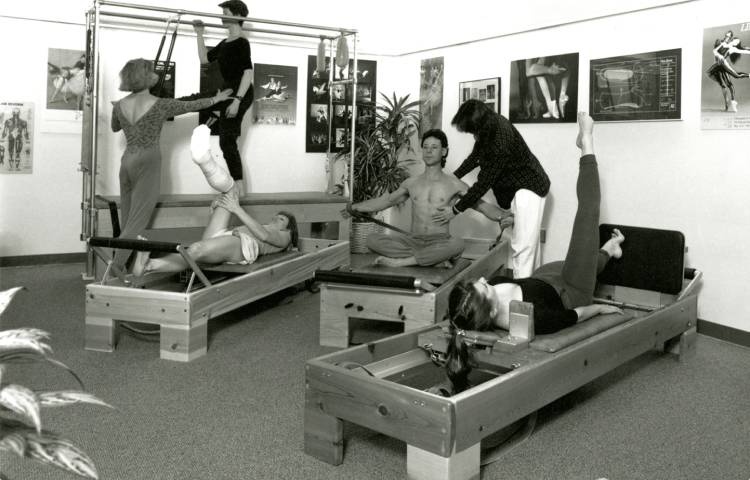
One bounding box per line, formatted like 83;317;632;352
119;58;157;92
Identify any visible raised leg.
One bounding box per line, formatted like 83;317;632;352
304;400;343;465
406;444;480;480
85;315;117;352
159;317;208;362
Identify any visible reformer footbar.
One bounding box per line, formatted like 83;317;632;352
88;236;211;290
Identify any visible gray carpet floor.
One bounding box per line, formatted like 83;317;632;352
1;263;748;480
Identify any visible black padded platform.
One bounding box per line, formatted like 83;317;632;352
531;311;635;352
345;253;472;286
597;224;685;294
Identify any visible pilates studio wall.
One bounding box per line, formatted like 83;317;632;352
1;0;748;334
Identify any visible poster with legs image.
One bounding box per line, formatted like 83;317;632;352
0;102;34;174
701;22;750;130
254;63;297;125
420;57;443;132
509;53;579;123
590;49;681;121
459;77;501;112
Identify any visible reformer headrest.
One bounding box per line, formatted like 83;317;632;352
597;224;685;295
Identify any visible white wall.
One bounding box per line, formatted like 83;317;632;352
1;1;748;333
0;0;378;257
379;1;750;332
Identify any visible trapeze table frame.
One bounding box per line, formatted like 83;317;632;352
80;0;360;278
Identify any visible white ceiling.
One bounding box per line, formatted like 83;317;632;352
3;0;690;56
248;0;690;55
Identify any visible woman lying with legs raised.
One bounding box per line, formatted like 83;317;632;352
444;112;625;394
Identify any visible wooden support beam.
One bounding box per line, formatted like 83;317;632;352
406;443;480;480
304;396;344;465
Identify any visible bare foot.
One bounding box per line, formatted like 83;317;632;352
602;228;625;259
433;260;454;269
131;235;152;277
373;256;417;267
190;124;212;165
576;111;594;149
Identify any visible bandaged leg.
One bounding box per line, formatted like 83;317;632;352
191;125;234;193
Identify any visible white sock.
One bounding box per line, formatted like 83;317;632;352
191;125;234;193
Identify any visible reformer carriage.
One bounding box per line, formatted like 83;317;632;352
304;224;702;480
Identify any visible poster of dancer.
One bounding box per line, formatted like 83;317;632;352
701;22;750;130
0;101;34;174
420;57;443;132
590;49;681;122
46;48;86;111
253;63;297;125
509;53;579;123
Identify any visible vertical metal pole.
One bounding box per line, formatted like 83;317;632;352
326;38;334;155
84;0;102;279
348;32;357;204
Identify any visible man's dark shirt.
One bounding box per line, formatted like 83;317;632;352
208;37;253;91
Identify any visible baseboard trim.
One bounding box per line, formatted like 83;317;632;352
0;253;87;267
697;319;750;348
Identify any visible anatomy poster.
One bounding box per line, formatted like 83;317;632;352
253;63;297;125
420;56;443;132
0;102;34;174
46;48;85;111
701;22;750;130
509;53;579;123
590;49;681;122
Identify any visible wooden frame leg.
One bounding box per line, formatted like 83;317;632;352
160;318;208;362
664;326;697;362
85;315;117;352
304;401;343;465
319;286;350;348
407;444;480;480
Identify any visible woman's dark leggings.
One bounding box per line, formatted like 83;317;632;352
532;154;608;309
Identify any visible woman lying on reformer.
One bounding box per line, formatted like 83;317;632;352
132;126;298;277
443;112;626;394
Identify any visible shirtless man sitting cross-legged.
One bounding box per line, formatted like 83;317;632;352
351;129;511;268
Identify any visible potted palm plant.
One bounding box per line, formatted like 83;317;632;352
341;92;421;253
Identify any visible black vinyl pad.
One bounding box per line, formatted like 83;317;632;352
345;253;472;286
597;224;685;295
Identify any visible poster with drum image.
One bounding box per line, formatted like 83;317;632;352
701;21;750;130
0;102;34;174
590;49;681;122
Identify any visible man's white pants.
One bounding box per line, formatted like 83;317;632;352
509;189;546;278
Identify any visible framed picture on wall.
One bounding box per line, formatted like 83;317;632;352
458;77;501;112
509;53;579;123
590;48;681;122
